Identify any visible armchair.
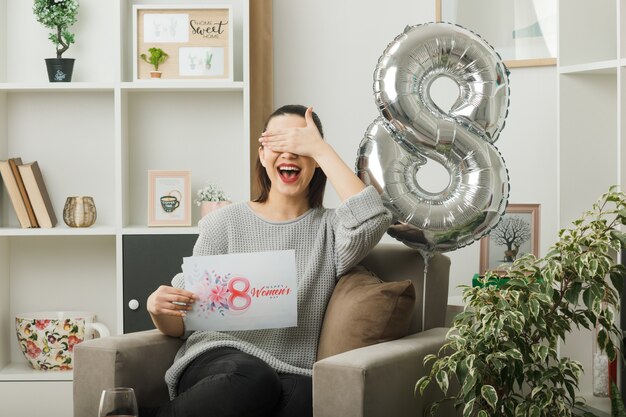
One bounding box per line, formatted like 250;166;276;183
74;244;452;417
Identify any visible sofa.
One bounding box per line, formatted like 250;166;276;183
73;243;453;417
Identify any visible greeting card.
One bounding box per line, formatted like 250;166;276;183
183;250;297;331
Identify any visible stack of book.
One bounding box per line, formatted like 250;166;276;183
0;157;57;228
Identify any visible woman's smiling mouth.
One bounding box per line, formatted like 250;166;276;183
277;164;301;183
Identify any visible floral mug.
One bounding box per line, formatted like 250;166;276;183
15;311;110;371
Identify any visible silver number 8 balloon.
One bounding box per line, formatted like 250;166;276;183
357;22;510;254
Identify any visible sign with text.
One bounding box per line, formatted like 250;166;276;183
133;5;233;80
183;250;297;331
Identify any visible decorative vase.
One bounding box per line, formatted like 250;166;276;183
592;322;609;397
200;201;231;218
63;196;97;227
45;58;75;82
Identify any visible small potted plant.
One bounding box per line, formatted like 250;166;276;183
33;0;79;82
140;47;169;79
196;182;231;217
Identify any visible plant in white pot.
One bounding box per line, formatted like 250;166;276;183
195;182;230;218
33;0;79;82
140;47;169;79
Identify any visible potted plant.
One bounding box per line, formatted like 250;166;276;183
140;47;169;79
417;186;626;417
33;0;79;82
195;182;230;217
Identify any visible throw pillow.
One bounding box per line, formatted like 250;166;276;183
316;265;416;360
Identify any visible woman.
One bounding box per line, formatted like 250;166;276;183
146;104;392;417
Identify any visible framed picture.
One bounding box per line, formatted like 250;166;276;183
479;204;541;274
133;5;233;80
435;0;556;68
148;170;191;227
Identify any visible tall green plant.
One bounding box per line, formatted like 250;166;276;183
417;186;626;417
33;0;79;59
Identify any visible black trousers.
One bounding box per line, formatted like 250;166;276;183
148;347;313;417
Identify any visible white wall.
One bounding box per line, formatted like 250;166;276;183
273;0;558;297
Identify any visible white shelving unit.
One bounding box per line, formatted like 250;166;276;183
0;0;250;415
558;0;622;412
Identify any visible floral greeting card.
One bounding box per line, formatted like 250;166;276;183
183;250;297;331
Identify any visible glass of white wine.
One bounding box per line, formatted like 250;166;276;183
98;387;138;417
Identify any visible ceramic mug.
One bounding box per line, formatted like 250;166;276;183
15;311;110;371
160;195;180;212
160;190;182;213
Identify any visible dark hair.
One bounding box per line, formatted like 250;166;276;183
253;104;327;208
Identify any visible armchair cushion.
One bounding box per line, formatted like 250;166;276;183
316;265;416;360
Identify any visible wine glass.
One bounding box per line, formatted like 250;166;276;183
98;387;138;417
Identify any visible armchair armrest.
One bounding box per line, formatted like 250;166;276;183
313;327;450;417
73;329;184;417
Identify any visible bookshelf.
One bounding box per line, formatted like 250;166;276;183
0;0;250;416
557;0;622;412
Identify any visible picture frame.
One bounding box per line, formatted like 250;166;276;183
435;0;556;68
133;5;233;81
479;204;541;274
148;170;192;227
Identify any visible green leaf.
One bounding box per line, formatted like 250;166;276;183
506;348;523;361
582;287;592;309
415;376;430;396
606;342;617;361
531;386;542;399
529;298;540;318
610;270;625;294
565;380;575;403
463;398;475;417
435;370;449;394
481;385;498;411
506;278;527;288
589;258;599;276
423;354;437;365
565;281;583;304
477;411;488;417
461;373;477;398
610;230;626;247
529;405;540;417
537;345;549;362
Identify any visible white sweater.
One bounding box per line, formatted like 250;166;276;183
165;186;392;398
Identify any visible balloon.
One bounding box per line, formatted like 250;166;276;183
357;22;510;253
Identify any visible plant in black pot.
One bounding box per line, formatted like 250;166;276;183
33;0;79;82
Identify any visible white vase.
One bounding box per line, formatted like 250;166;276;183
200;201;231;218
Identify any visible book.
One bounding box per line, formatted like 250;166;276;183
8;158;39;228
0;158;33;228
18;161;57;228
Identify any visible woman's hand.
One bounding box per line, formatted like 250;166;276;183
259;107;326;158
147;285;196;318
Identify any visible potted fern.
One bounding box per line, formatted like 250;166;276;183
417;186;626;417
195;182;230;218
140;47;169;79
33;0;79;82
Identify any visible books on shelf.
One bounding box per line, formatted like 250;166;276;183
18;161;57;228
1;158;57;228
8;158;39;227
0;158;34;228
